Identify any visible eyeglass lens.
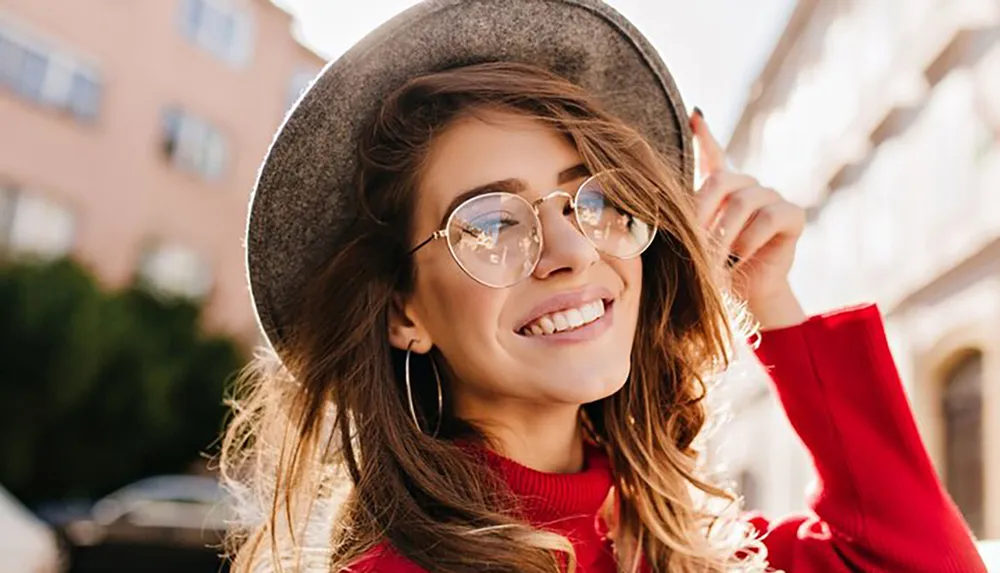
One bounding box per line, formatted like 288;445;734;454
444;173;655;288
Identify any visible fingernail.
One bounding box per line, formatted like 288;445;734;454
692;106;704;119
726;253;740;268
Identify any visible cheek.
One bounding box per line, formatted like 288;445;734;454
413;257;507;351
625;257;643;288
612;256;643;301
612;257;644;331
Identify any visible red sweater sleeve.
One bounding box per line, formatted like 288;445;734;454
750;304;985;572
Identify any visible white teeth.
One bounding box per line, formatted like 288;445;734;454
552;313;569;331
565;309;584;328
592;301;606;319
522;300;607;336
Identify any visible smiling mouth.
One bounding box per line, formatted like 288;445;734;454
518;299;611;336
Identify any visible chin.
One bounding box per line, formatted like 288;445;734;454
541;361;631;405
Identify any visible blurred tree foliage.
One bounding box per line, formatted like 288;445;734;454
0;257;245;505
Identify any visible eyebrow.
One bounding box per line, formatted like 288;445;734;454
437;163;592;227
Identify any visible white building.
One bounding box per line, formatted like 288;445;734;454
717;0;1000;541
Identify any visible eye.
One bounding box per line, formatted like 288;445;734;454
469;212;518;233
457;222;484;239
458;211;522;246
497;214;520;229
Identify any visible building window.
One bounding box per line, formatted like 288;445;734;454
286;68;318;111
67;71;102;120
179;0;254;66
15;45;46;100
0;23;102;121
0;185;74;260
137;243;213;301
942;351;985;537
161;108;228;180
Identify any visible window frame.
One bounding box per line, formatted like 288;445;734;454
0;18;102;122
160;107;230;181
179;0;255;67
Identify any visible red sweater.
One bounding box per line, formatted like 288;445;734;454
352;305;986;572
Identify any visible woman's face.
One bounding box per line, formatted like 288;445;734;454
390;109;643;421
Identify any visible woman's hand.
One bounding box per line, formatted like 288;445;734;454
690;109;807;330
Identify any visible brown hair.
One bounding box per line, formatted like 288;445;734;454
221;62;765;573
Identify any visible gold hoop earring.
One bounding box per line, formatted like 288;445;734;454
405;340;443;437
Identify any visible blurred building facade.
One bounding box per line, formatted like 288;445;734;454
719;0;1000;540
0;0;323;341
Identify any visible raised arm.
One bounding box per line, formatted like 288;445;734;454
749;304;985;572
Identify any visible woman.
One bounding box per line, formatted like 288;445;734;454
222;1;986;572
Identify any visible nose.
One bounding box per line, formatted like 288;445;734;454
531;194;600;280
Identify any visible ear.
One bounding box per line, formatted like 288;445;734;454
388;294;433;353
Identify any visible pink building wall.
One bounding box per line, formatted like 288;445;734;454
0;0;324;341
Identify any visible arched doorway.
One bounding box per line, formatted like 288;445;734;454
942;350;985;537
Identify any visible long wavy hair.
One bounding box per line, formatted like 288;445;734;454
220;62;766;573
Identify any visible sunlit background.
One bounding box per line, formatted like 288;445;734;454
1;0;998;571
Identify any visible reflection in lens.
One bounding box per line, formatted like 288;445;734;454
447;193;540;287
576;174;654;258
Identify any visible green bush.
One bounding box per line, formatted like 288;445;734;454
0;257;245;505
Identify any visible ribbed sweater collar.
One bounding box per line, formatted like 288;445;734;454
479;442;618;571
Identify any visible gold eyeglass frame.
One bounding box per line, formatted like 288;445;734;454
407;172;657;289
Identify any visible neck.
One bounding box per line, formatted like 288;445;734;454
456;397;585;473
495;411;585;473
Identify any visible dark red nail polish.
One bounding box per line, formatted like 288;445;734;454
692;106;704;119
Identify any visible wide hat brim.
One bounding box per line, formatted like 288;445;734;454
246;0;693;356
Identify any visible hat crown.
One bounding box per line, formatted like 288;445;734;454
246;0;692;356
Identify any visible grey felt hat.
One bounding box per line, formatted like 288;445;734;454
246;0;693;354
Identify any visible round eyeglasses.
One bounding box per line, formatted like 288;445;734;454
408;171;657;288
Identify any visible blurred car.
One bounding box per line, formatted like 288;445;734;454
42;475;233;573
0;485;63;573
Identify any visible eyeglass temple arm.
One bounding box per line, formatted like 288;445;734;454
408;229;447;255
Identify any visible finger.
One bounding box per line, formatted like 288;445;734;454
691;108;729;176
694;171;759;227
713;186;781;252
730;202;805;263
